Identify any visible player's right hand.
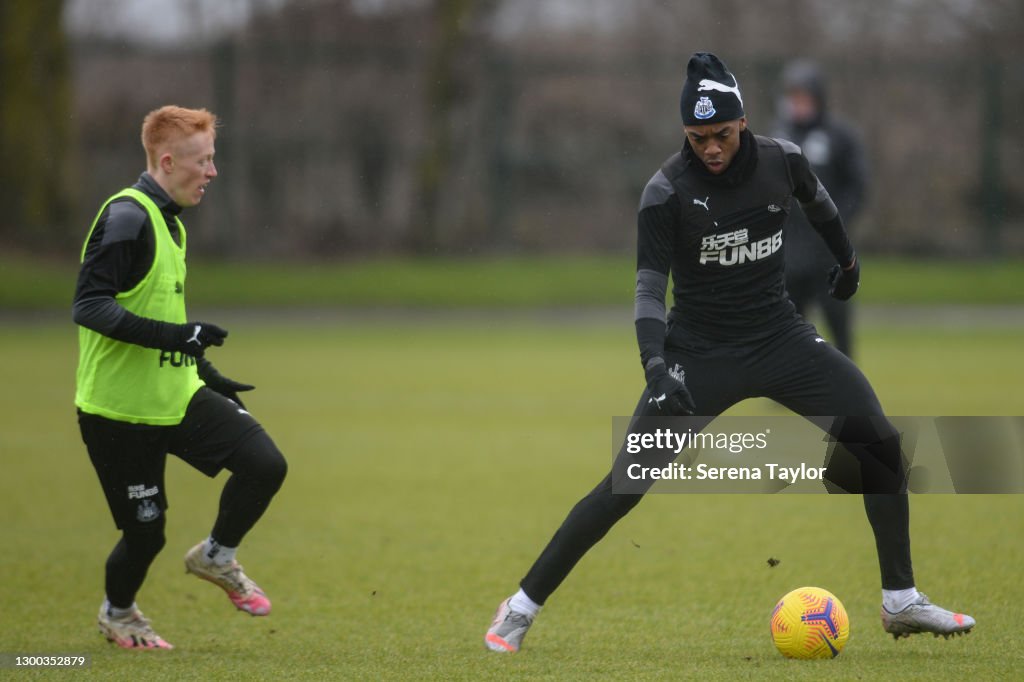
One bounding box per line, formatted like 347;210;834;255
173;321;228;356
644;359;696;415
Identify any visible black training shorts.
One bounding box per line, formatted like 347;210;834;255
78;387;264;530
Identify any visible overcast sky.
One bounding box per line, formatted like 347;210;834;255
64;0;991;46
63;0;635;44
63;0;287;45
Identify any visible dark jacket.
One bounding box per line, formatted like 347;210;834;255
772;62;867;275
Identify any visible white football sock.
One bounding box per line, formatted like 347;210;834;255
201;536;237;566
882;587;920;613
103;598;137;619
509;588;541;618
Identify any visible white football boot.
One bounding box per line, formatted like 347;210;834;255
881;593;975;640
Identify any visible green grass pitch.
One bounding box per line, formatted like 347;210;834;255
0;316;1022;680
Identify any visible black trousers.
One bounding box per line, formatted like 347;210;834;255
520;320;913;604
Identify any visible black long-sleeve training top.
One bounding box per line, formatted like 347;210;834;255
633;130;854;366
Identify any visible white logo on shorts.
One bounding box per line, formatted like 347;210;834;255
127;484;159;500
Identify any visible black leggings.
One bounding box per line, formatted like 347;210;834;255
520;321;913;605
211;433;288;547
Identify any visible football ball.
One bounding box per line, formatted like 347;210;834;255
770;586;850;659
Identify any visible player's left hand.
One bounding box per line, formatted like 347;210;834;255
828;256;860;301
197;358;255;409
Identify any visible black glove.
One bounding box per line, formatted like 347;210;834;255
644;358;696;415
828;256;860;301
167;321;228;357
197;357;254;409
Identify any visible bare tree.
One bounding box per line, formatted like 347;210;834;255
0;0;74;247
414;0;498;252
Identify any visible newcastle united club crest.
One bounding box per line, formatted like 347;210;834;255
694;96;716;120
137;498;160;523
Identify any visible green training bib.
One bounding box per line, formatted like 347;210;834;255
75;188;203;424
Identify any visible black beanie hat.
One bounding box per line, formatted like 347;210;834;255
680;52;745;125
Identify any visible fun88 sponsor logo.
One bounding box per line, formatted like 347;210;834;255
700;228;783;266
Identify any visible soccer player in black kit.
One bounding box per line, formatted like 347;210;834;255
485;53;974;653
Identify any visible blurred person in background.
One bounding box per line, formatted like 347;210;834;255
73;106;286;650
773;59;867;358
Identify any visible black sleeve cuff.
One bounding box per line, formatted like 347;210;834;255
810;214;855;267
108;310;181;351
72;294;180;350
635;317;667;369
